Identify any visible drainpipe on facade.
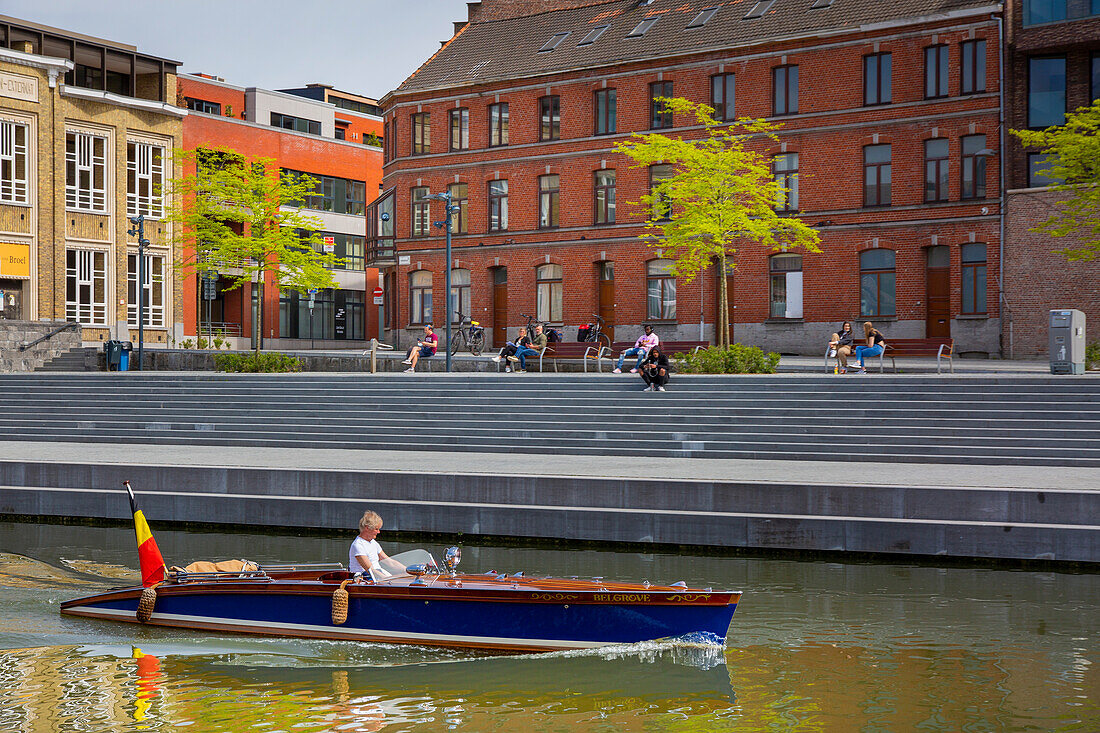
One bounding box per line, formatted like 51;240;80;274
49;69;59;322
995;10;1011;359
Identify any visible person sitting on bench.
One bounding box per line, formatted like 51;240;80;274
491;326;527;372
512;324;546;373
853;321;887;374
613;324;659;374
640;346;670;391
828;321;855;374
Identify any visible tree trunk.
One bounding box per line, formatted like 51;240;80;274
255;277;264;356
716;251;730;348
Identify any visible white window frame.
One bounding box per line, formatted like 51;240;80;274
0;120;29;204
128;251;166;327
66;130;108;213
127;141;165;219
66;248;108;325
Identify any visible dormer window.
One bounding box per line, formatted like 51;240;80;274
539;32;570;52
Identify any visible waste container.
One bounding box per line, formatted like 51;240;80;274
119;341;133;371
1049;309;1086;375
104;340;122;371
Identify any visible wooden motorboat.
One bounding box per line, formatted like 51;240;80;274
61;548;741;652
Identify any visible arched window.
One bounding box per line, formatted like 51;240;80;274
860;249;895;317
769;253;803;319
646;260;677;320
450;268;471;322
536;263;563;323
409;270;432;325
961;243;987;315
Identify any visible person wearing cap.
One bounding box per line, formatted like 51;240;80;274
612;324;659;374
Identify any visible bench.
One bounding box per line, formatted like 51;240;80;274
493;341;603;372
826;337;954;374
600;340;709;372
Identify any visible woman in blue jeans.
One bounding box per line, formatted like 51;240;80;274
853;321;887;374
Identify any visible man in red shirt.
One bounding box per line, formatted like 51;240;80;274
403;324;438;373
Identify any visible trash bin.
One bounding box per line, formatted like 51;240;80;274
104;340;122;371
119;341;133;371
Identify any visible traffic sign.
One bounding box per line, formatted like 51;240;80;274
323;235;335;253
372;286;384;306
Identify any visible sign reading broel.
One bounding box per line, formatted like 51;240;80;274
0;71;38;103
0;243;31;278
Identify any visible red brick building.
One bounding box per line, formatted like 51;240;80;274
371;0;1006;356
1003;1;1100;357
180;74;384;348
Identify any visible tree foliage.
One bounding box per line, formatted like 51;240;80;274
170;147;343;352
1013;100;1100;262
614;98;821;347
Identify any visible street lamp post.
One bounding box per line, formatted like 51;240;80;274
127;214;149;371
426;191;459;372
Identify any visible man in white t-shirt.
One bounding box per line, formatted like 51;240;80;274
349;510;393;575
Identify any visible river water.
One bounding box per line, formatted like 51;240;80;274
0;521;1096;732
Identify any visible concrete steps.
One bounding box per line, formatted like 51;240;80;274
0;373;1096;466
33;347;90;372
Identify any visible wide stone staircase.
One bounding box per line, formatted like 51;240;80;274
0;373;1096;466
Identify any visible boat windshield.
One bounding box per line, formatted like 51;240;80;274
369;549;438;583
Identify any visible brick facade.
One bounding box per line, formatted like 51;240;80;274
376;1;1005;355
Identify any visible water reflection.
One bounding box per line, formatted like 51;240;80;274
0;521;1097;731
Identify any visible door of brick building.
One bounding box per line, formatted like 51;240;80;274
492;267;508;347
926;246;950;338
597;262;615;342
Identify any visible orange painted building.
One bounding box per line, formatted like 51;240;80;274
179;74;384;348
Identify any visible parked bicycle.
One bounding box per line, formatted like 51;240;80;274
519;313;562;343
578;314;612;351
449;311;485;356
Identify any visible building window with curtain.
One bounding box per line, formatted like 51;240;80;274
773;65;798;116
449;108;469;151
488;180;508;231
411;186;430;237
127;253;165;327
411;113;430;154
650;81;673;129
66;131;108;212
489;103;509;146
1028;56;1066;128
646;260;677;320
925;45;949;98
960;40;986;94
450;268;471;322
769;253;803;319
924;138;949;202
773;153;798;211
539;174;560;228
0;120;29;204
961;243;987;315
65;249;108;325
864;144;891;206
860;249;896;317
594;170;616;224
864;53;891;105
539;96;560;141
536;263;563;323
594;88;616;135
409;270;432;325
448;182;468;234
961;134;987;199
126;141;165;218
711;73;735;121
650;164;673;221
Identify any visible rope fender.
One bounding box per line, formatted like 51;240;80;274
332;578;353;625
136;584;160;623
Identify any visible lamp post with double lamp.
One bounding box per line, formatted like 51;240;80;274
425;191;459;372
127;214;149;371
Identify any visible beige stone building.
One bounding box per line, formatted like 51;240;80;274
0;16;184;347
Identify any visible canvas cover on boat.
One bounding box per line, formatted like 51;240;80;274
174;559;259;573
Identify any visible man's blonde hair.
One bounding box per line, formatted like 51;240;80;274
358;510;382;531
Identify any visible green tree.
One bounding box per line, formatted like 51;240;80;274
614;98;821;348
1013;100;1100;262
170;147;343;353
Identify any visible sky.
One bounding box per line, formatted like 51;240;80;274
0;0;463;99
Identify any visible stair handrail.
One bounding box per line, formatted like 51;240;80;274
19;321;81;352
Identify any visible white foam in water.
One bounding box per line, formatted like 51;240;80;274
522;634;727;670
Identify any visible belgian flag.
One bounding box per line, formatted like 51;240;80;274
124;481;168;587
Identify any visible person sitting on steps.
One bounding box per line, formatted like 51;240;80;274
640;345;670;391
828;321;855;374
613;324;659;374
853;321;887;374
402;324;437;373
